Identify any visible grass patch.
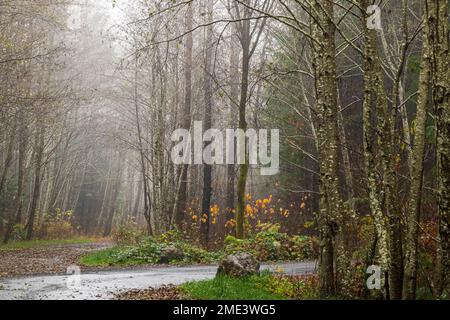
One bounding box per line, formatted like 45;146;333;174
81;242;220;267
80;247;144;267
181;273;286;300
81;231;221;267
181;272;320;300
0;238;97;251
115;273;319;300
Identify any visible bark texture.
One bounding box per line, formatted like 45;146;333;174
311;0;346;297
430;0;450;297
403;3;432;300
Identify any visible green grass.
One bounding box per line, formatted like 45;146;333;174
181;273;286;300
80;247;144;267
0;238;97;251
80;237;221;267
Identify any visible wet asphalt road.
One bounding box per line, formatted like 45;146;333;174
0;261;316;300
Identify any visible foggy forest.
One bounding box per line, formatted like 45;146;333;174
0;0;449;301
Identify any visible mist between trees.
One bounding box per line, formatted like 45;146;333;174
0;0;448;300
171;121;280;175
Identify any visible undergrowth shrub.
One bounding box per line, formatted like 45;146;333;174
10;224;26;241
267;274;319;299
88;229;220;266
224;223;318;262
40;209;77;240
112;220;146;245
343;217;440;300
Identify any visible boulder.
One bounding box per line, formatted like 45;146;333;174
159;246;184;264
217;253;260;277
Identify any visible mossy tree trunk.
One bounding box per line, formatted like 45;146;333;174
430;0;450;298
235;29;250;239
226;31;240;223
403;1;432;300
232;0;268;239
360;0;403;299
361;11;390;295
311;0;348;298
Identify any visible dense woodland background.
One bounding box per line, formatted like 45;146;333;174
0;0;449;300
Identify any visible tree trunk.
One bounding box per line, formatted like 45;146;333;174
360;3;392;299
0;121;16;198
200;0;214;244
360;0;404;299
134;49;153;236
103;158;122;237
132;180;143;219
311;0;346;298
235;24;251;240
3;121;27;244
430;0;450;297
174;3;193;228
225;32;240;222
403;4;432;299
26;125;45;240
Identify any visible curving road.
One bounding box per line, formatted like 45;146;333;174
0;262;317;300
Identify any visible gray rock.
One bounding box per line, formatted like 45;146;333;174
159;246;184;264
217;253;260;277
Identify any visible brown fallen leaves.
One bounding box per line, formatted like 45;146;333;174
115;286;188;300
0;242;111;279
